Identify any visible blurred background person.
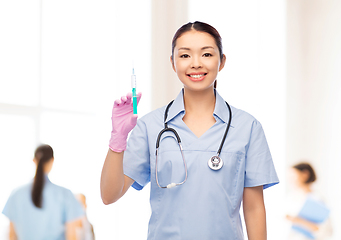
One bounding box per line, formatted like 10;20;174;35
75;193;95;240
285;162;333;240
2;144;84;240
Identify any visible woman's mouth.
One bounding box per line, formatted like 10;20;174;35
187;73;207;82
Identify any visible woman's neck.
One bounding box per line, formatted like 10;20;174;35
183;87;216;115
299;183;312;194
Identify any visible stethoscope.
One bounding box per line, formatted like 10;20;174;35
155;100;232;189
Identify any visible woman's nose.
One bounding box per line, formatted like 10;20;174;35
190;56;202;69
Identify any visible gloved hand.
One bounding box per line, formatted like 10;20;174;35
109;92;142;152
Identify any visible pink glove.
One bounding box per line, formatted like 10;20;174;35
109;92;142;152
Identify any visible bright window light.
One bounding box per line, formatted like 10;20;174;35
0;0;40;106
0;0;151;239
0;115;36;236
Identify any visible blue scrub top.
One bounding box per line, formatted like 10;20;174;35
2;176;84;240
123;89;279;240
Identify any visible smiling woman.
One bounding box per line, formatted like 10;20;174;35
171;22;225;89
171;30;224;93
101;21;279;240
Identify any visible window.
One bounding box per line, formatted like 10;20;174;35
0;0;151;239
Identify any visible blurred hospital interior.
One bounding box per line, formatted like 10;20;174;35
0;0;340;239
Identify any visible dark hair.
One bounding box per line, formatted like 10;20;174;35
293;162;316;184
31;144;54;208
172;21;224;60
171;21;224;89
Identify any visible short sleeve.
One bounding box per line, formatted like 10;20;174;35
2;191;18;222
63;189;84;223
244;120;279;189
123;119;150;190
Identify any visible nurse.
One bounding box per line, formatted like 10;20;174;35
101;21;279;239
2;144;84;240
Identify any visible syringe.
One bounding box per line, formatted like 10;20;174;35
131;67;137;114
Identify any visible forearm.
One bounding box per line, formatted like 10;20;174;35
243;186;267;240
102;93;141;204
100;149;125;204
65;219;81;240
8;222;18;240
9;234;17;240
9;222;17;240
244;204;266;240
286;215;319;232
65;230;77;240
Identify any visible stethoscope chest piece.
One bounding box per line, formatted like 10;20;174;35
208;156;224;170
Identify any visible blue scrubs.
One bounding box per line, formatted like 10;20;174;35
123;89;279;240
2;176;84;240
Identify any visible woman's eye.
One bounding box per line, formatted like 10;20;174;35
203;53;213;57
180;54;190;58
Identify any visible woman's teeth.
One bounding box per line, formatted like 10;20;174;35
189;74;205;78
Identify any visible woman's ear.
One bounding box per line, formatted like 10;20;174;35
170;56;176;72
219;54;226;72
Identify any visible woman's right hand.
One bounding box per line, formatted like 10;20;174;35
109;92;142;152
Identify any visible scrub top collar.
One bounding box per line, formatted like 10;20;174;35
44;174;51;183
164;89;185;124
165;88;233;126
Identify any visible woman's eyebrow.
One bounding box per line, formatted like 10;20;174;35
178;47;190;51
178;46;215;51
202;46;214;50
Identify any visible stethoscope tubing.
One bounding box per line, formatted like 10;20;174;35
155;99;232;188
155;142;188;189
217;101;233;157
